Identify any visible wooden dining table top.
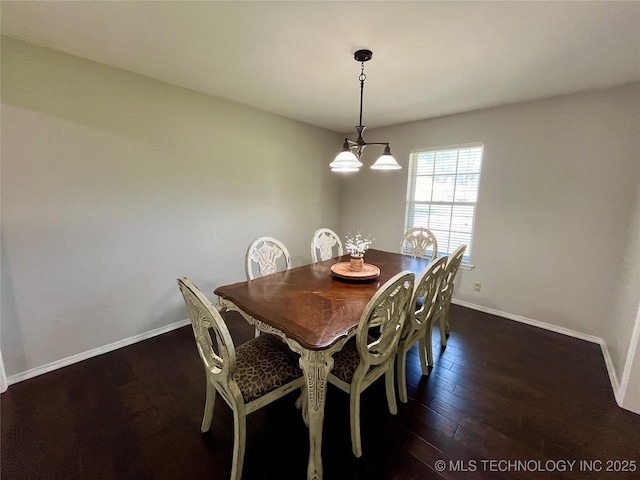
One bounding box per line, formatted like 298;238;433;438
214;249;430;350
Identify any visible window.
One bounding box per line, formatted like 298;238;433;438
404;143;483;265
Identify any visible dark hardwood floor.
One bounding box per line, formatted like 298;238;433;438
3;305;639;479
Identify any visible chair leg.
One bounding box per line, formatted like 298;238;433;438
350;388;363;458
230;408;246;480
444;304;451;334
201;380;216;433
397;348;409;404
419;333;431;375
295;386;309;427
384;367;398;415
439;314;447;347
295;387;303;409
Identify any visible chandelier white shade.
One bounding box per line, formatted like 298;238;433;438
329;140;363;172
331;49;401;173
370;145;401;170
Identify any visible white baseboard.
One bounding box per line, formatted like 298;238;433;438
618;303;640;407
6;319;190;387
0;351;8;393
452;299;621;404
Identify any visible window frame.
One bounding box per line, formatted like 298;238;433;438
403;142;484;269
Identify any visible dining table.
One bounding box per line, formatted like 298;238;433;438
214;248;431;480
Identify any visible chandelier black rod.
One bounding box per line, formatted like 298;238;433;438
358;65;365;130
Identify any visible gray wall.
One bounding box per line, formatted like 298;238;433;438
1;37;341;376
339;83;640;413
620;180;640;414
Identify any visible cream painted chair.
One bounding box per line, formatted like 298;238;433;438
396;256;447;403
245;236;293;336
434;244;467;347
245;236;292;280
327;271;415;457
311;228;344;262
177;278;304;480
399;227;438;261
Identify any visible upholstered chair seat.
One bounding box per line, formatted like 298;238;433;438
234;333;303;403
328;339;361;383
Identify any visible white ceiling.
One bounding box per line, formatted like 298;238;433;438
2;1;639;133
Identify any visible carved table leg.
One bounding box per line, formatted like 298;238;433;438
295;348;333;480
285;339;348;480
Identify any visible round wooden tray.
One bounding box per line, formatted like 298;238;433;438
330;262;381;281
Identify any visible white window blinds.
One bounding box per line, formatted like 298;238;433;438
404;144;483;264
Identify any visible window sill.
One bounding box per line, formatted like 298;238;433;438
460;263;474;271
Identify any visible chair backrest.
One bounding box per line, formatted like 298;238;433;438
177;277;236;385
399;228;438;260
311;228;344;262
440;245;467;305
356;271;415;366
404;256;448;337
245;236;292;280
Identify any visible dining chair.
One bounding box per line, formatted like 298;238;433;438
396;256;447;403
245;236;292;281
327;271;415;458
399;227;439;261
434;244;467;347
311;227;344;262
245;236;292;337
177;277;304;480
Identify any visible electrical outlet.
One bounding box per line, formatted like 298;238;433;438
474;282;482;292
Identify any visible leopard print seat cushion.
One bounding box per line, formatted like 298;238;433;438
233;334;302;403
330;339;362;383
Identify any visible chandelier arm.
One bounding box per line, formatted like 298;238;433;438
345;139;388;148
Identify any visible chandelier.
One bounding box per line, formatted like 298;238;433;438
330;49;401;173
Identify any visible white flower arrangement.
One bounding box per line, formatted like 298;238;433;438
344;232;374;257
